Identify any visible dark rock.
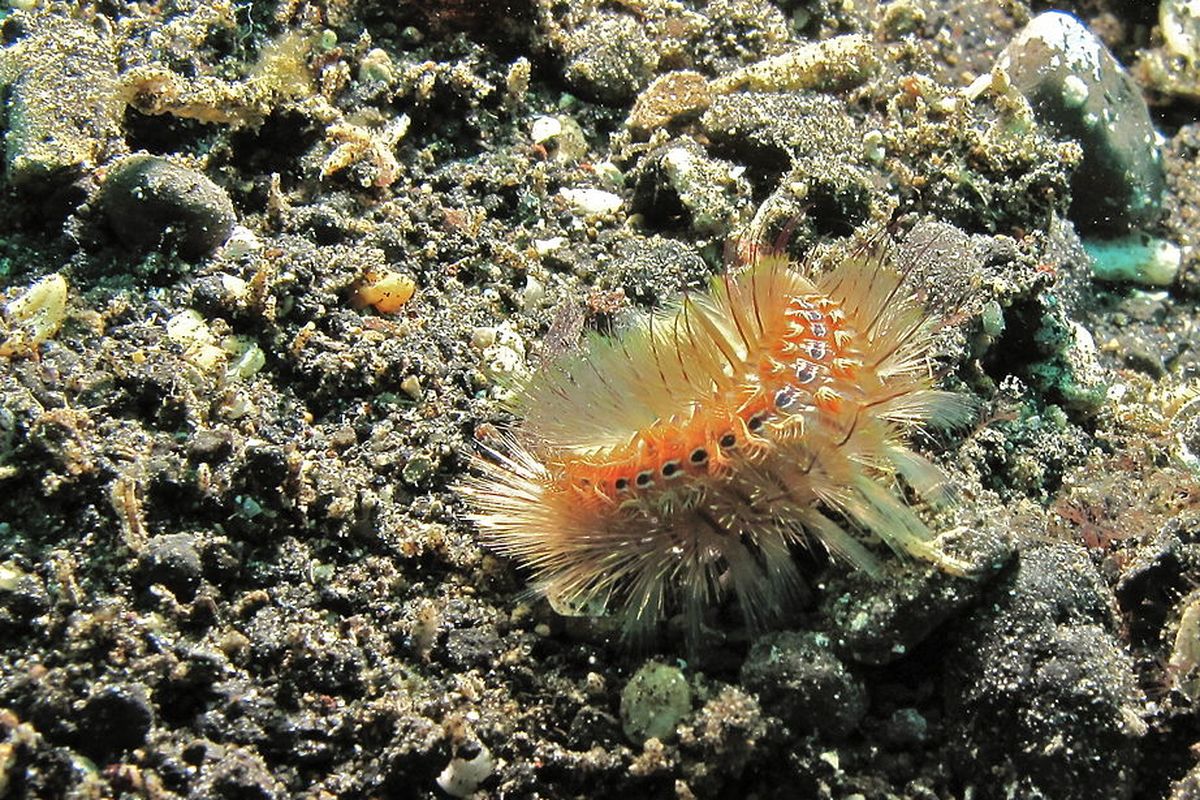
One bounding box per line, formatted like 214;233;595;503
78;685;154;761
198;676;275;747
236;442;289;494
195;746;281;800
157;648;227;725
823;526;1012;666
202;537;244;583
444;624;502;669
267;710;342;766
740;630;867;739
99;155;236;259
139;533;202;599
567;705;622;749
0;564;50;632
946;543;1143;800
182;739;217;766
823;566;984;667
881;707;929;748
997;11;1164;231
562;13;658;105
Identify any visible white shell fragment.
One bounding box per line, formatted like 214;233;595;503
1;273;68;356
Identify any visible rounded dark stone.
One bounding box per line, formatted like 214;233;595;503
78;685;154;760
198;746;280;800
946;543;1142;800
740;630;867;739
0;567;50;631
444;625;501;669
99;155;236;259
139;533;203;599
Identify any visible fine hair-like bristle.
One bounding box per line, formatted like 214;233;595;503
461;230;973;644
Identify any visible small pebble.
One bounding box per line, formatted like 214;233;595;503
139;533;203;600
99;155;237;259
79;685;155;761
620;661;691;744
559;187;623;216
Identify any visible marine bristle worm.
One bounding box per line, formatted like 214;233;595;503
462;231;974;642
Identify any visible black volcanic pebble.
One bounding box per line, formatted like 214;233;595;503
99;155;236;259
78;685;155;760
139;533;203;599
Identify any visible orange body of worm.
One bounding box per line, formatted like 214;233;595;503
462;233;972;643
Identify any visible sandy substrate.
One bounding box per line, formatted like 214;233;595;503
1;1;1199;798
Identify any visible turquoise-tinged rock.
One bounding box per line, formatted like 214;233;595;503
1084;234;1181;286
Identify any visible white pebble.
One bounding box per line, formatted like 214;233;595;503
520;275;545;309
436;744;494;798
534;236;566;255
530;115;562;144
559;187;622;215
221;225;262;259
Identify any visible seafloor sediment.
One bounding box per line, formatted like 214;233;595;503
0;1;1199;798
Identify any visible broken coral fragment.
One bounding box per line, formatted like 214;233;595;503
627;71;712;136
1138;0;1200;100
166;310;227;372
0;13;122;187
435;740;494;798
320;114;410;188
559;187;622;216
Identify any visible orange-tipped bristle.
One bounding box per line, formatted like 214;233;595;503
460;230;973;645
